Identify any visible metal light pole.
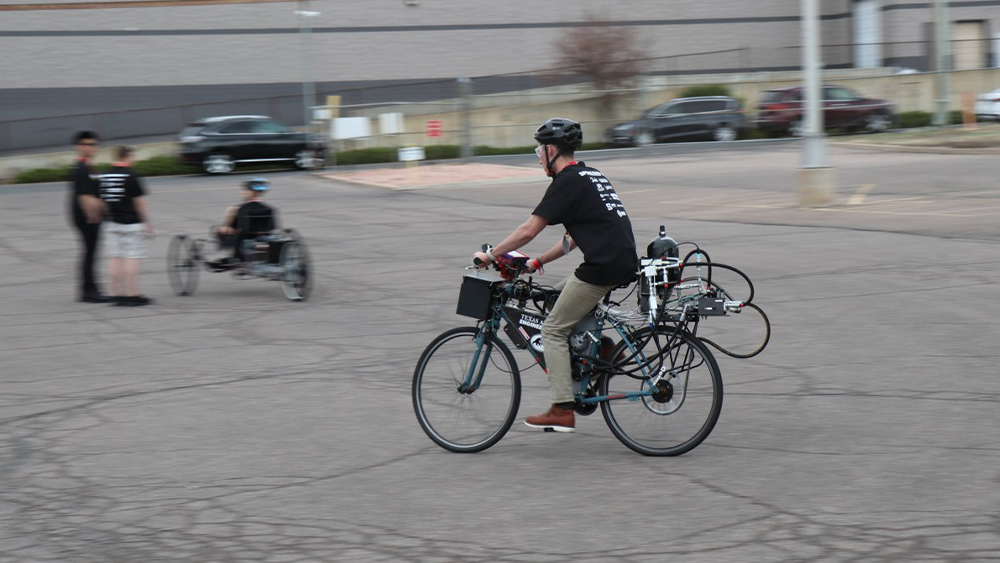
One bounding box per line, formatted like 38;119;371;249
932;0;952;126
797;0;835;206
296;1;320;127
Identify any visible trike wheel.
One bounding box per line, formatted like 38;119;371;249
600;327;722;456
279;230;310;301
166;235;201;296
412;327;521;453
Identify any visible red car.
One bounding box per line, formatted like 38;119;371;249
755;85;895;136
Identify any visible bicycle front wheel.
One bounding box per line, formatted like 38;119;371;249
600;327;723;456
413;327;521;453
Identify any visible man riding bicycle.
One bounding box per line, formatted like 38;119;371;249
473;118;638;433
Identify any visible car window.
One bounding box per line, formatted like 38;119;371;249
758;91;785;104
219;121;252;134
706;100;729;112
670;102;697;115
685;101;711;113
251;120;290;134
824;87;857;101
648;103;675;117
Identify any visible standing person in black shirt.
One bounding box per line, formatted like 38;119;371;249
69;131;108;303
473;118;638;433
99;146;154;306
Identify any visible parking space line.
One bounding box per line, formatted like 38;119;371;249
847;183;877;205
809;207;971;217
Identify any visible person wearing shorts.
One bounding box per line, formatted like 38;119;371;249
99;146;154;306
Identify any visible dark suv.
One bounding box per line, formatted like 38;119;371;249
179;116;325;174
604;96;746;146
754;86;895;136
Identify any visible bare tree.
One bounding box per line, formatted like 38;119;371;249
554;15;648;92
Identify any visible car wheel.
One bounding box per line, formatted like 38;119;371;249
203;154;235;174
712;125;737;142
863;111;892;133
635;130;655;147
294;148;323;170
788;120;804;137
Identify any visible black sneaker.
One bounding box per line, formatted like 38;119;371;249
80;292;110;303
208;258;236;272
126;295;153;306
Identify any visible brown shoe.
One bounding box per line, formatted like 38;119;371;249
525;405;575;433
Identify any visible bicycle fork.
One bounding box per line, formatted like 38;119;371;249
457;328;493;394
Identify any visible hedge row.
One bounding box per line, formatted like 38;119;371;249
7;120;985;184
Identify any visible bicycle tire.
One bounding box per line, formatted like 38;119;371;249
167;235;200;296
279;235;310;301
413;327;521;453
600;327;722;456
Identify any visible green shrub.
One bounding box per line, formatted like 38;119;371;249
474;145;535;156
898;111;933;129
949;110;970;125
14;166;70;184
742;128;771;140
424;145;461;160
679;84;732;98
132;155;198;176
334;147;397;166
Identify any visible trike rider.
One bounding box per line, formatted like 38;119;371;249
208;178;278;270
473;118;638;433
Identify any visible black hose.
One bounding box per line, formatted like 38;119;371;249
698;302;771;358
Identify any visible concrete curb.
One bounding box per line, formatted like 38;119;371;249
829;140;1000;155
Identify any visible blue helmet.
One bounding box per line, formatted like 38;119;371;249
243;178;270;192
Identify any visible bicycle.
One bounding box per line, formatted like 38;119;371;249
412;238;769;456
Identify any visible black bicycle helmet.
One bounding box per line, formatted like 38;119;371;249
534;118;583;150
243;177;270;192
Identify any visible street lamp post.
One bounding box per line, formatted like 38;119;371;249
296;1;320;127
797;0;835;206
932;0;952;126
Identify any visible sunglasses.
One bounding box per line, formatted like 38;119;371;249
534;145;545;159
79;141;98;146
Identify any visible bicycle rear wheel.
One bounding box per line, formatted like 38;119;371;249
600;327;722;456
413;327;521;453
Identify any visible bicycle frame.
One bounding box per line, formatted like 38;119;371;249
457;289;676;407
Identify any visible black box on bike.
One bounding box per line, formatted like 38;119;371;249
456;273;504;320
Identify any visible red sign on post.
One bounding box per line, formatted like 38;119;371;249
426;120;443;138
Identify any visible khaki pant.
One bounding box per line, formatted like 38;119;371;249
541;274;616;404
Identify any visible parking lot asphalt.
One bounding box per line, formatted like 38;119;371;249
1;142;998;562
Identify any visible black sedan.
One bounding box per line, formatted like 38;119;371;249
179;115;326;174
604;96;746;147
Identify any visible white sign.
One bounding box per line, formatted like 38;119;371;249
398;147;426;162
379;112;404;135
331;117;371;140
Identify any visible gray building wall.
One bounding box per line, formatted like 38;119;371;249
3;0;1000;150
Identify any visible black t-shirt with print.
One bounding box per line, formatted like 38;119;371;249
532;161;638;286
69;158;99;222
99;165;146;224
